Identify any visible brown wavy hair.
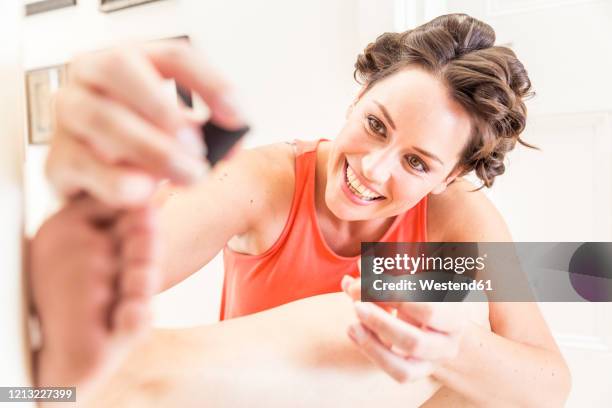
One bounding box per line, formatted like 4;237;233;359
354;13;535;188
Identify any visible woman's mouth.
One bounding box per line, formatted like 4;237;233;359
342;159;385;204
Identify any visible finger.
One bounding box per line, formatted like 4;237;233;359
47;135;158;208
71;47;191;138
112;298;152;337
354;301;422;354
143;41;245;129
341;275;361;301
55;87;206;184
343;272;398;313
383;302;465;334
341;274;355;293
343;275;397;313
348;324;434;383
347;279;361;300
180;105;207;127
354;301;455;360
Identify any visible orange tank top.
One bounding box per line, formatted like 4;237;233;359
221;139;428;320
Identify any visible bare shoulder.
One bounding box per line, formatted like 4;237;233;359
229;141;295;177
427;178;512;242
223;142;297;254
242;142;296;172
224;141;296;214
161;141;297;236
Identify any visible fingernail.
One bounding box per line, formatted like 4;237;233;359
216;92;246;123
349;324;367;344
341;275;353;292
119;175;155;203
176;127;205;157
354;301;371;319
169;156;208;184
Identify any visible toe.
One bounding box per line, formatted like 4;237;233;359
113;298;152;337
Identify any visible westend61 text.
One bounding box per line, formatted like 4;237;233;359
372;279;493;292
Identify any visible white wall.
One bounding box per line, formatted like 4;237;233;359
20;0;366;326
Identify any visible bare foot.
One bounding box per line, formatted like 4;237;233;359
29;196;160;406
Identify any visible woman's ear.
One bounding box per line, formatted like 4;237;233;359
431;168;463;195
431;181;449;195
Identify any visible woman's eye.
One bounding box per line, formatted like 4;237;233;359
367;115;386;136
406;155;427;173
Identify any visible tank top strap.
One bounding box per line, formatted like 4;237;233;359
254;139;320;257
289;139;319;188
290;139;328;157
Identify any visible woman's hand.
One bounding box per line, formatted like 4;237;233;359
47;40;245;207
341;274;474;383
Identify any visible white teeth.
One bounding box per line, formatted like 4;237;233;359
345;163;382;200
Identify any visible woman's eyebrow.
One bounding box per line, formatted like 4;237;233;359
413;146;444;166
373;100;396;130
372;100;444;166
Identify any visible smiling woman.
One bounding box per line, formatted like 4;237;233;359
218;14;534;320
325;68;472;222
36;12;570;407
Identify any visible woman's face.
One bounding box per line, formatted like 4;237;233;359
325;67;473;221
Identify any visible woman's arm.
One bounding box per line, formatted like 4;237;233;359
155;143;294;290
339;179;570;407
45;43;292;292
432;303;571;407
90;293;441;408
426;180;571;406
434;182;571;407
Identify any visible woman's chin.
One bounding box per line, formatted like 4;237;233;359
325;190;376;221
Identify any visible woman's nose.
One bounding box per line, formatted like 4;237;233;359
361;148;395;184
